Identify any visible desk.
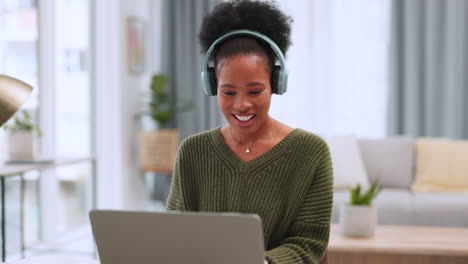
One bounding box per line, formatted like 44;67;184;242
328;224;468;264
10;255;98;264
0;157;96;262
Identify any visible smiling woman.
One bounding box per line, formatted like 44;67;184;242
166;1;333;264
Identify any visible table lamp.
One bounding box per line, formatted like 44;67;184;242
0;75;33;127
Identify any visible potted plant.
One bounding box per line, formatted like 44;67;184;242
339;179;382;237
138;74;190;172
3;109;41;160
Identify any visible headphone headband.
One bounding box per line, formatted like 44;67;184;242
201;29;288;96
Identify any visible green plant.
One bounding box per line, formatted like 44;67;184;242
349;179;382;206
149;74;172;127
144;74;192;129
3;110;41;135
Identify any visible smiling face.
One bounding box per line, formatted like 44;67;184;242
216;54;272;134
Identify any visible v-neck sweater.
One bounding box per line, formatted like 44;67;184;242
166;127;333;264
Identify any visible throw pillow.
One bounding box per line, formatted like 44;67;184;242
412;138;468;192
326;135;370;191
358;137;414;189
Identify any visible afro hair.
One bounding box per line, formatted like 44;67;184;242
198;0;293;56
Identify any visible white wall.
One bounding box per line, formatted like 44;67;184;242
93;0;157;210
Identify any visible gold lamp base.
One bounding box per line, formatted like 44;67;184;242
0;75;33;127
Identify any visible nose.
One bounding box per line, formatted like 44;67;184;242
233;94;253;112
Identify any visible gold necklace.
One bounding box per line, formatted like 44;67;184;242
229;126;271;153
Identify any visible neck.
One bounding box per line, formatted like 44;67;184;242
230;117;274;145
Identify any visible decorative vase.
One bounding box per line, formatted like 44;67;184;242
138;129;179;173
339;204;377;237
8;131;35;160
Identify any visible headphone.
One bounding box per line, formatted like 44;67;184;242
201;29;288;96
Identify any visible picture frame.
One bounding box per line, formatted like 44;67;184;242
127;16;146;74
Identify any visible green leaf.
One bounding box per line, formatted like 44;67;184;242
142;73;195;128
2;109;40;135
152;110;172;127
349;178;381;206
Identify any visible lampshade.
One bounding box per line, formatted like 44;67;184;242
0;75;33;127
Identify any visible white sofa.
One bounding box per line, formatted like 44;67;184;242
330;137;468;227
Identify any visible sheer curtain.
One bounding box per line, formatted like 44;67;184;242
272;0;390;138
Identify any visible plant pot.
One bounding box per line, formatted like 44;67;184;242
339;204;377;237
138;129;179;173
8;131;35;160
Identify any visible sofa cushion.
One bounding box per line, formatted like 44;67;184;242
358;137;414;189
327;135;369;190
413;192;468;227
373;189;413;225
412;138;468;192
332;189;413;225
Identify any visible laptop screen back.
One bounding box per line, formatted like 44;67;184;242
89;210;265;264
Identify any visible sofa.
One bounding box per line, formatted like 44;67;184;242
328;136;468;227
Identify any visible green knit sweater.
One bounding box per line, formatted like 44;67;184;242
166;127;333;264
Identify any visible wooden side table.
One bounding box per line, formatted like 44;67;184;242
328;224;468;264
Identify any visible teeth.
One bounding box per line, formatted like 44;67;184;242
235;115;254;121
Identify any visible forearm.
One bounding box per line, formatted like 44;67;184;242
264;223;329;264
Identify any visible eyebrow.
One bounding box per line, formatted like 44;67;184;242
247;82;266;87
219;82;266;88
219;83;237;88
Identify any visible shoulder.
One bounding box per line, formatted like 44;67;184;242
285;129;332;167
291;129;330;157
289;130;333;185
178;127;220;153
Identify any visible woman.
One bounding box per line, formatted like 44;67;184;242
166;1;333;263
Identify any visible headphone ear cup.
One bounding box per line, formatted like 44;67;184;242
208;67;217;96
271;65;281;94
278;69;288;94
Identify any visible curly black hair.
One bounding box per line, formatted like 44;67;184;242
198;0;293;73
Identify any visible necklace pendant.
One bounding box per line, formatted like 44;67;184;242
245;148;251;153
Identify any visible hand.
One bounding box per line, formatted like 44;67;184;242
264;259;268;264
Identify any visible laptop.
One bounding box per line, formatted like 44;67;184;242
89;210;265;264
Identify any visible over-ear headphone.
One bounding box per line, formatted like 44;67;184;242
201;29;288;96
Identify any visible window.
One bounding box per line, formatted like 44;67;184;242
0;0;94;260
0;0;40;259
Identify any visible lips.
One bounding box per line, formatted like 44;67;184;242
232;114;256;127
234;114;255;121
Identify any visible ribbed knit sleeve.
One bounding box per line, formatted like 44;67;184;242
265;146;334;264
166;141;186;211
